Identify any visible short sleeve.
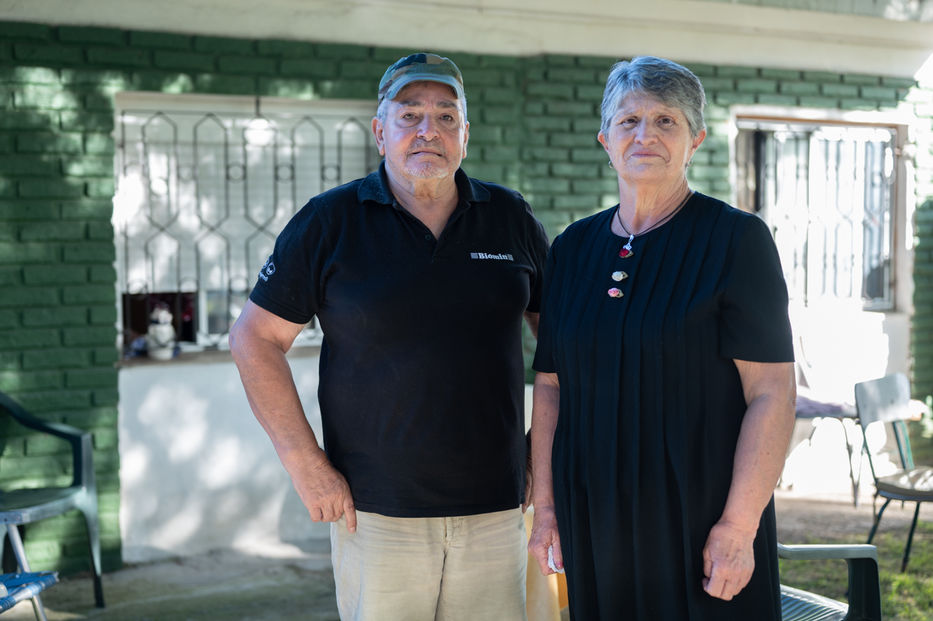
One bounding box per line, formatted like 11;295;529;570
532;234;562;373
248;201;329;325
524;204;550;314
719;214;795;363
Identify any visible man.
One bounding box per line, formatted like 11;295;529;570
229;53;548;621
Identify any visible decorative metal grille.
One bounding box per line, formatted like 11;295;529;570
735;121;896;309
114;94;379;356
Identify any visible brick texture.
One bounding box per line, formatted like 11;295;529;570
1;19;932;575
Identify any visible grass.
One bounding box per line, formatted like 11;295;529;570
779;426;933;621
780;522;933;621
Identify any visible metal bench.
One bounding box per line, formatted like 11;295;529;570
779;543;881;621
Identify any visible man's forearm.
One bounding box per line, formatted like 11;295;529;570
230;326;326;469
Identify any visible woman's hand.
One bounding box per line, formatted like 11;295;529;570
528;505;563;575
701;520;756;600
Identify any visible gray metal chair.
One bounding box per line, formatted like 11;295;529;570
778;542;881;621
0;390;105;617
855;372;933;572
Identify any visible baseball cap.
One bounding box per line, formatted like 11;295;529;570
377;53;466;108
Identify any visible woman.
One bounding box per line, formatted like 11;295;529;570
527;56;796;620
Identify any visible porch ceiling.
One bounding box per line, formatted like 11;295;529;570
1;0;932;78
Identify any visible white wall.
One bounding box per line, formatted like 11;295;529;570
792;305;911;403
117;353;537;563
117;350;329;562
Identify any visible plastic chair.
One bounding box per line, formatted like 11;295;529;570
778;542;881;621
854;373;933;572
0;390;105;617
1;571;59;615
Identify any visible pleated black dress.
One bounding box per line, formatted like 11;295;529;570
533;193;794;621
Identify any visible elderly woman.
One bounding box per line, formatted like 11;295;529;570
527;56;797;620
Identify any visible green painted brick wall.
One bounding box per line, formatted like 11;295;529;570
0;20;931;574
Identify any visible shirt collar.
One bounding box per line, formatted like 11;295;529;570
358;161;491;207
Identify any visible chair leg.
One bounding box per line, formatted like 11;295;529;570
5;525;49;621
900;503;922;572
78;504;105;607
867;498;891;544
839;418;860;507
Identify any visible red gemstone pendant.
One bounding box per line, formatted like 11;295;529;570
619;247;633;259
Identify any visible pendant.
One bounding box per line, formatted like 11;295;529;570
618;235;634;259
608;288;623;298
611;271;628;281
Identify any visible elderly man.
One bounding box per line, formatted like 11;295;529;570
229;53;548;620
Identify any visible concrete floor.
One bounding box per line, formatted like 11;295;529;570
3;539;337;621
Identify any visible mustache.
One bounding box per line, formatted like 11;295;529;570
409;139;444;155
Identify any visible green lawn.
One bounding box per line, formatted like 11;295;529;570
780;522;933;621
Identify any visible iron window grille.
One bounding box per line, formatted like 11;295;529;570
735;120;896;310
114;93;380;357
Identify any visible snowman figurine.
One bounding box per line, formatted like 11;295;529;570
146;304;176;360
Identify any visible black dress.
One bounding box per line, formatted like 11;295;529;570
533;193;794;620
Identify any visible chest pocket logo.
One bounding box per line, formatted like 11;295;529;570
470;252;514;261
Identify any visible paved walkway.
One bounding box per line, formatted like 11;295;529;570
3;539;337;620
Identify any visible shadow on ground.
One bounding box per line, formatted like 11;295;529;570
4;540;338;621
5;492;933;620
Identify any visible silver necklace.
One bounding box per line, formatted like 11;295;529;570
617;190;693;259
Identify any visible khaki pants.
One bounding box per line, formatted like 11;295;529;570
331;508;527;621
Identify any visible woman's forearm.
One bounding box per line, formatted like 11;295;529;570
720;361;796;532
530;371;561;510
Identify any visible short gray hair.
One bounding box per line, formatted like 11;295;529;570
599;56;706;138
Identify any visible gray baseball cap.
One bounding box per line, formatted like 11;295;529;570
378;53;466;108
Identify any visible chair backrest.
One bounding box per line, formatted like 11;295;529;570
854;373;914;474
0;390;93;490
854;373;913;425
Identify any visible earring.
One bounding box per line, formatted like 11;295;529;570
608;160;614;168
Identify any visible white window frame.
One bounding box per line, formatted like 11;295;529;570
728;105;914;315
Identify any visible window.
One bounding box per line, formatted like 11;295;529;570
735;119;897;310
113;93;379;357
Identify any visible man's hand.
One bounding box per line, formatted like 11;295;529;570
701;520;756;600
290;454;357;533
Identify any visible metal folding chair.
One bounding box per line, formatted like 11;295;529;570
855;373;933;571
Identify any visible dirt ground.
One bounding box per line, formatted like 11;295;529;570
775;489;933;542
5;491;932;620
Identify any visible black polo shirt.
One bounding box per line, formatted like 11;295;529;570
249;163;549;517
